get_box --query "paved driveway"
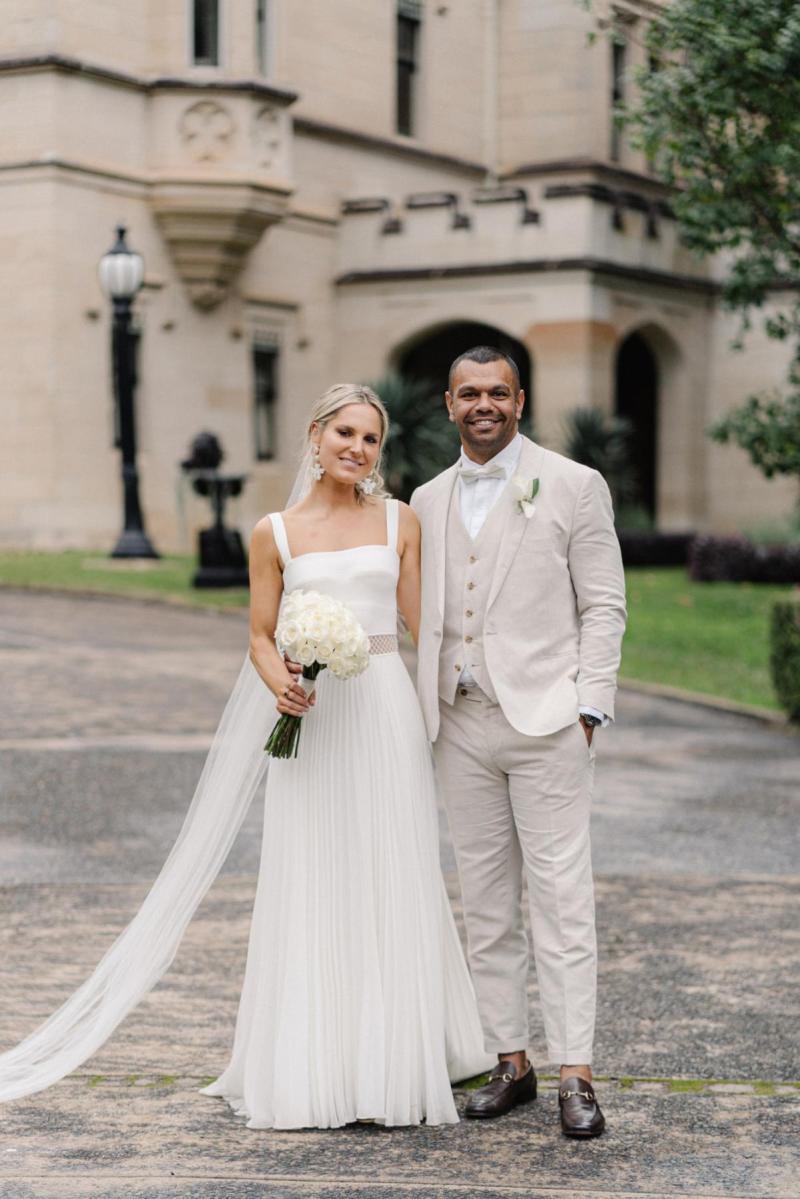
[0,590,797,1198]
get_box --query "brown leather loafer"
[558,1076,605,1138]
[464,1060,537,1119]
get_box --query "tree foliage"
[366,372,459,501]
[709,393,800,480]
[593,0,800,491]
[622,0,800,325]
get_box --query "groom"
[410,345,626,1137]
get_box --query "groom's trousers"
[434,686,597,1065]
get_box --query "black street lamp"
[99,225,159,559]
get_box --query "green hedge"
[770,601,800,721]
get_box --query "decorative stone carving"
[151,182,292,310]
[150,83,297,309]
[252,105,283,168]
[179,101,235,163]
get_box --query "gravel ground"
[0,589,798,1198]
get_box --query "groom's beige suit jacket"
[410,435,627,742]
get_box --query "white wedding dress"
[199,499,492,1128]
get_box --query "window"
[253,342,278,460]
[645,53,661,171]
[610,38,627,162]
[256,0,270,76]
[193,0,219,66]
[396,3,421,137]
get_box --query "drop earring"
[311,446,325,482]
[357,472,377,496]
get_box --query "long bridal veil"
[0,462,314,1102]
[0,659,271,1100]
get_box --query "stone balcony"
[0,54,296,309]
[148,80,295,309]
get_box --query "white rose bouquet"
[265,589,371,759]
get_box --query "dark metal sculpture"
[181,433,249,588]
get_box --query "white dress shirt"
[457,434,608,726]
[458,433,524,541]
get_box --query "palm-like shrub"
[562,406,638,517]
[367,372,460,501]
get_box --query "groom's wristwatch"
[579,712,602,729]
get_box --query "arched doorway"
[395,320,533,432]
[615,331,658,521]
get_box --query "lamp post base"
[111,528,160,559]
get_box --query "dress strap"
[385,498,400,553]
[268,512,292,568]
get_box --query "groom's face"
[446,360,525,463]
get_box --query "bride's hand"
[274,675,315,717]
[280,653,317,714]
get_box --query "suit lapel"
[428,463,459,620]
[486,437,546,613]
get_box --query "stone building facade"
[0,0,795,551]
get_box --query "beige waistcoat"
[438,484,506,705]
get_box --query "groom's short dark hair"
[448,345,521,395]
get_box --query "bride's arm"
[248,517,313,717]
[396,502,422,646]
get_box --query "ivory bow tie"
[458,462,506,482]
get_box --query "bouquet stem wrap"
[264,669,321,759]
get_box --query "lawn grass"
[0,555,795,710]
[622,568,795,711]
[0,551,249,610]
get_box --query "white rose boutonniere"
[511,474,540,519]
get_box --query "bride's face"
[313,403,382,487]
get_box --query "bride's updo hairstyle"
[303,383,391,503]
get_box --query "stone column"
[523,319,617,453]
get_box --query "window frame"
[252,338,280,463]
[396,9,421,138]
[610,36,627,163]
[256,0,273,77]
[190,0,222,68]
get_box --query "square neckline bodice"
[269,499,401,638]
[269,499,400,568]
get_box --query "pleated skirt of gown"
[200,651,493,1129]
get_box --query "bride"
[0,383,492,1129]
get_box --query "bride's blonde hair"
[303,383,391,503]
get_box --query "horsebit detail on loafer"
[560,1087,594,1101]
